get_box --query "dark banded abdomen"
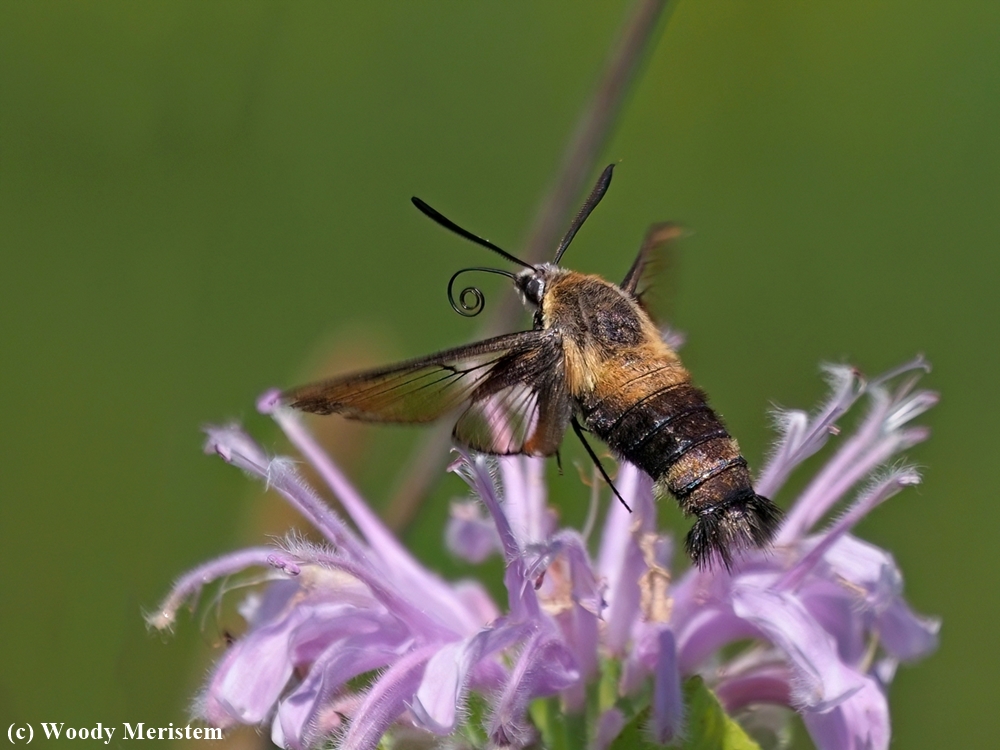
[581,381,741,501]
[580,379,781,568]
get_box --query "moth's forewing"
[620,222,684,322]
[286,329,570,455]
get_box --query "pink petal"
[731,584,864,711]
[411,623,531,734]
[803,676,890,750]
[490,632,579,746]
[274,634,406,749]
[651,628,683,744]
[446,500,501,563]
[338,645,438,750]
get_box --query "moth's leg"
[570,417,631,513]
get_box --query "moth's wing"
[620,222,685,322]
[285,331,551,422]
[285,329,571,456]
[451,336,571,456]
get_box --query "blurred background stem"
[383,0,673,533]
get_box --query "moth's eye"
[523,277,544,305]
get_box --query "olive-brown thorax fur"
[517,263,781,568]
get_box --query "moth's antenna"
[412,197,535,270]
[553,164,615,265]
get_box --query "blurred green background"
[2,1,997,748]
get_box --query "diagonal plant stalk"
[383,0,673,533]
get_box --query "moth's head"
[514,263,563,310]
[410,163,615,319]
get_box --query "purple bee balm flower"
[151,358,938,750]
[634,358,938,750]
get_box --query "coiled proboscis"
[447,267,515,317]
